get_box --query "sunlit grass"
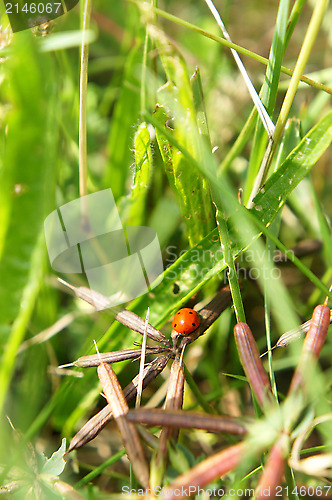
[0,0,331,497]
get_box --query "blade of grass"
[136,3,332,95]
[78,0,91,199]
[74,450,126,489]
[0,33,58,417]
[252,0,330,197]
[203,0,275,138]
[244,0,290,206]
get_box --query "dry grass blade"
[163,442,247,500]
[59,346,170,369]
[67,354,171,452]
[157,350,185,465]
[234,322,274,409]
[97,359,150,489]
[254,433,289,500]
[197,285,232,330]
[204,0,275,139]
[261,307,332,354]
[136,308,149,408]
[18,311,79,353]
[58,278,170,346]
[288,304,330,395]
[126,408,248,435]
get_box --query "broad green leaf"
[251,110,332,226]
[154,103,215,246]
[151,26,215,245]
[41,439,67,476]
[133,107,332,332]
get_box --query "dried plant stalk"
[67,354,170,452]
[60,346,170,369]
[163,442,247,500]
[268,307,332,350]
[97,360,150,489]
[58,279,170,346]
[255,434,289,500]
[234,322,274,409]
[288,304,330,395]
[198,285,232,327]
[157,350,185,464]
[126,408,248,435]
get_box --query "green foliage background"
[0,0,331,497]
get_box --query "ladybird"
[172,308,201,335]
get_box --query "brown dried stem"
[156,349,185,467]
[67,355,170,452]
[97,359,150,489]
[288,304,330,395]
[126,408,248,435]
[234,322,274,409]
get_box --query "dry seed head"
[288,304,330,395]
[234,322,274,409]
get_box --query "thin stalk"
[257,0,329,190]
[140,29,149,114]
[218,106,256,173]
[285,464,299,500]
[74,450,126,489]
[135,2,332,95]
[264,280,278,401]
[136,308,149,408]
[79,0,91,199]
[203,0,274,138]
[285,0,307,48]
[215,210,246,323]
[183,364,215,415]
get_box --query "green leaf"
[0,32,58,415]
[103,43,142,199]
[128,122,152,225]
[41,439,67,476]
[150,27,215,245]
[154,101,215,246]
[244,0,290,202]
[251,109,332,226]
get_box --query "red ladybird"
[172,308,201,335]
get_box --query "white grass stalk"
[136,307,149,408]
[204,0,275,139]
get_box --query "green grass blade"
[0,33,58,415]
[251,110,332,226]
[127,122,152,225]
[244,0,290,204]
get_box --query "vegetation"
[0,0,331,498]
